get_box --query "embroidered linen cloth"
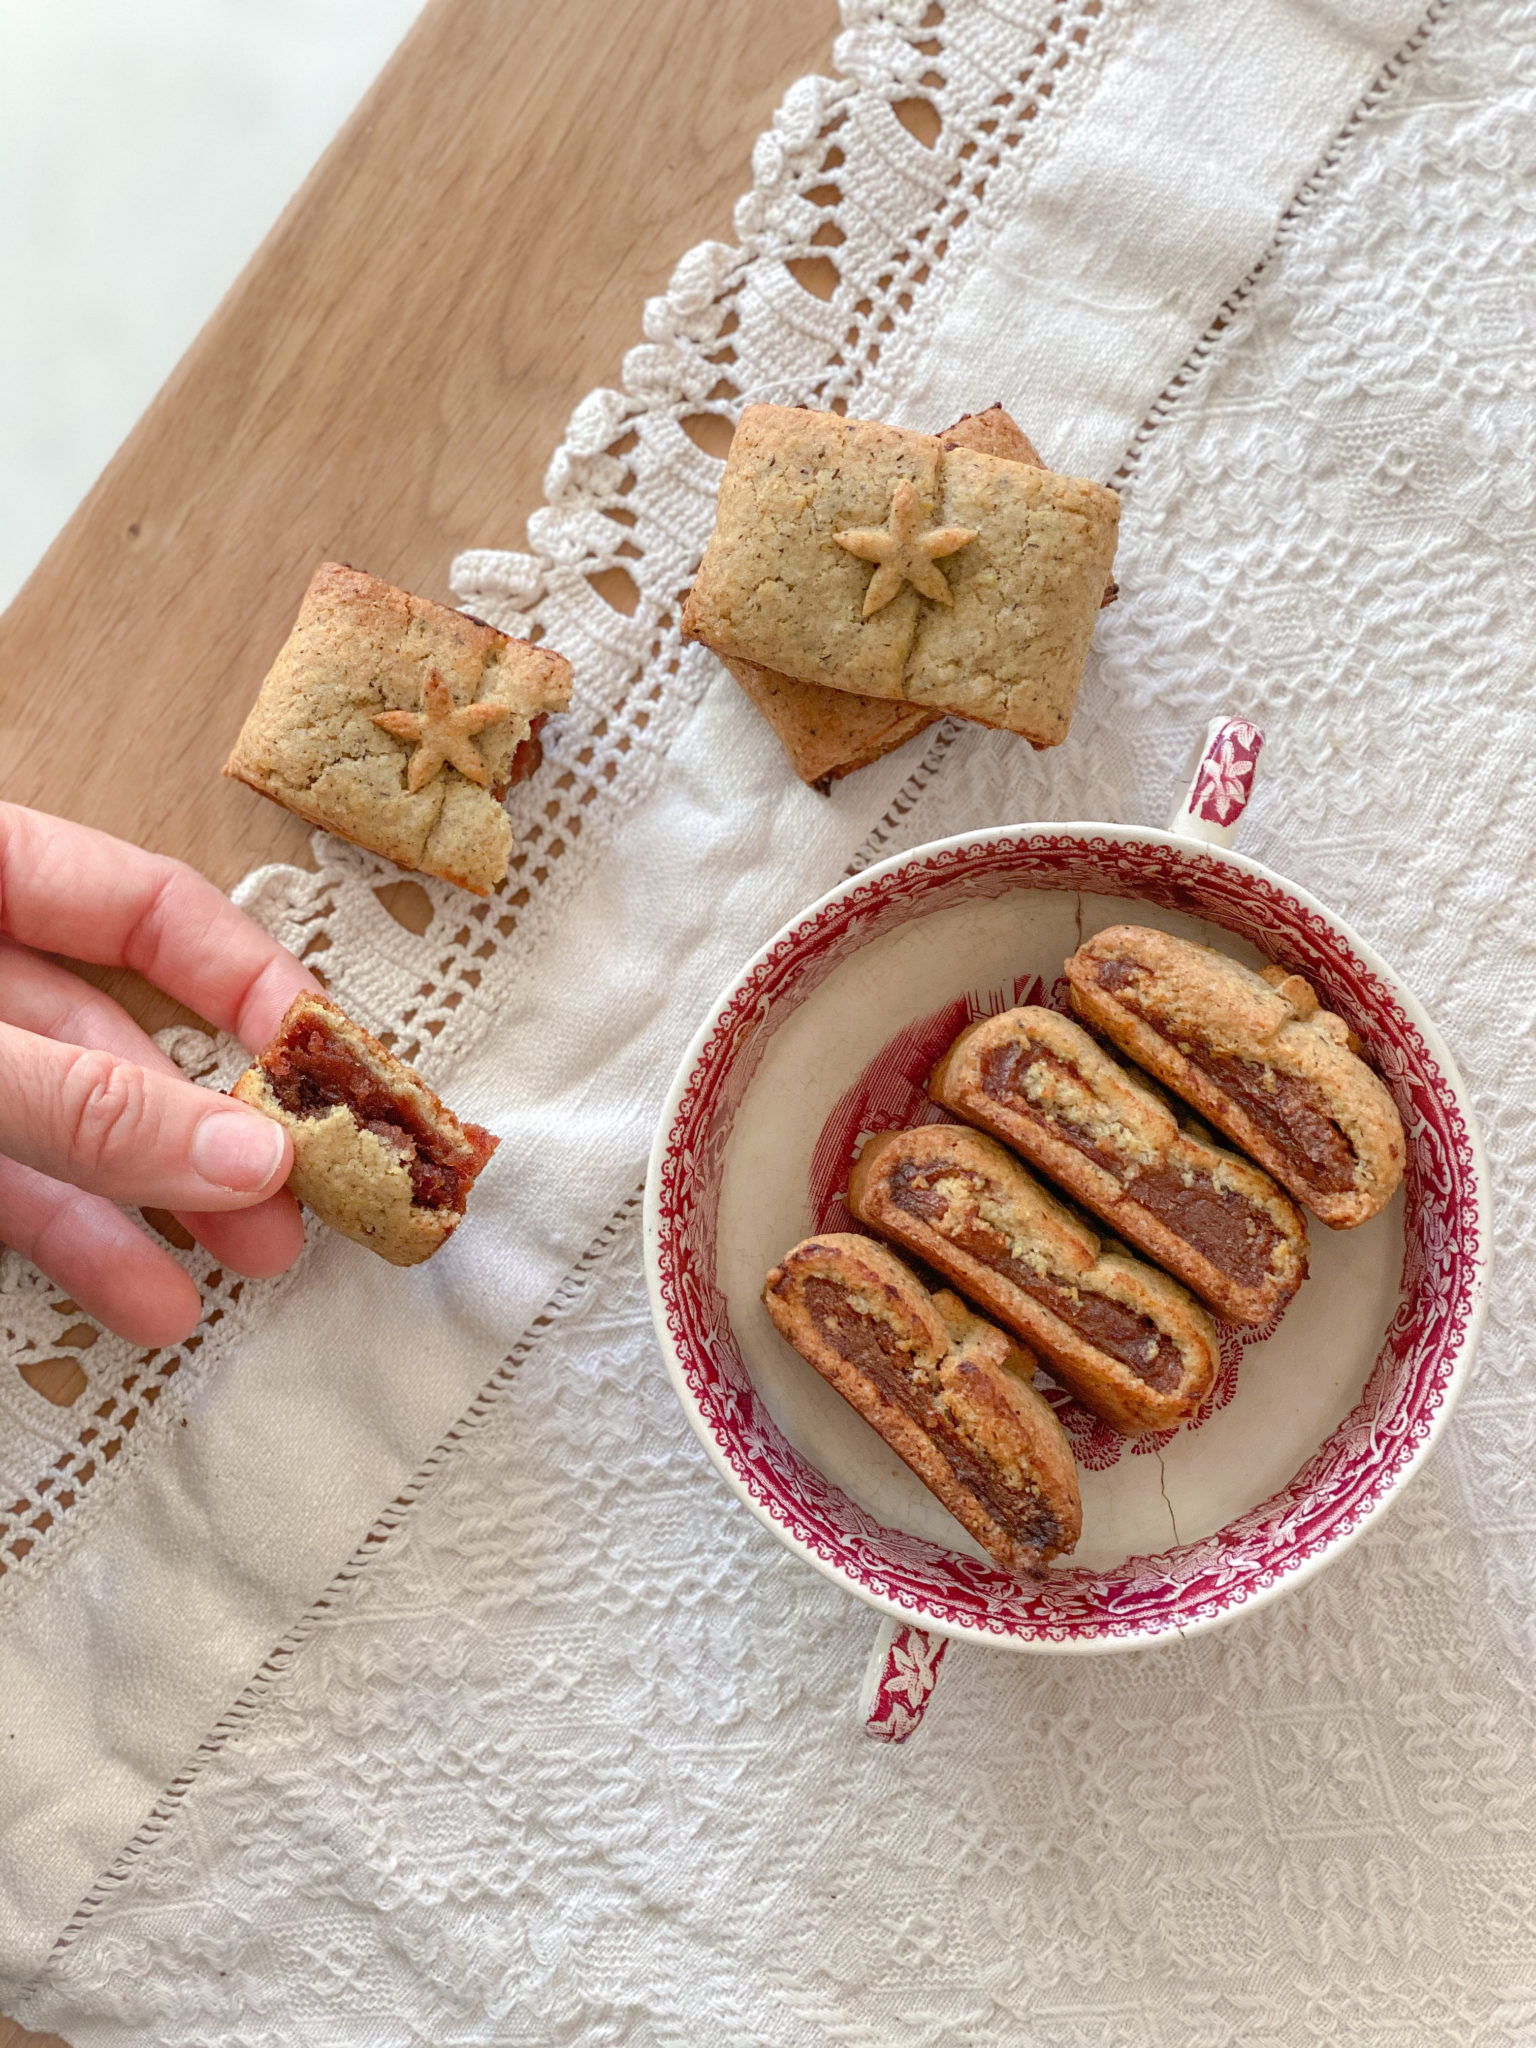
[6,0,1534,2038]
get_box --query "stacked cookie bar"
[684,404,1119,786]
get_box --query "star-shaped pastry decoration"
[372,670,510,792]
[833,478,977,619]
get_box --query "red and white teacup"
[644,720,1487,1739]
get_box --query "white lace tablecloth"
[5,0,1535,2040]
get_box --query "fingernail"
[190,1109,287,1193]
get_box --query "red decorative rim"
[644,828,1487,1652]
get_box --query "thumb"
[0,1018,292,1210]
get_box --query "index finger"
[0,803,320,1048]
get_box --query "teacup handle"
[1168,716,1265,845]
[860,1618,950,1741]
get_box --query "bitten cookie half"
[763,1233,1080,1575]
[233,991,498,1265]
[224,562,572,897]
[849,1125,1219,1436]
[1065,926,1406,1229]
[930,1005,1308,1326]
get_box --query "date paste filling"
[1093,959,1358,1195]
[262,1020,496,1211]
[797,1277,1064,1553]
[886,1159,1186,1393]
[499,712,548,798]
[979,1040,1285,1288]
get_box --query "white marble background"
[0,0,422,612]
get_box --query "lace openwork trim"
[0,0,1123,1598]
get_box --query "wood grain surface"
[0,2024,66,2048]
[0,2023,67,2048]
[0,0,835,1034]
[0,1,835,2035]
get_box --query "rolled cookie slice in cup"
[233,991,498,1265]
[849,1124,1220,1435]
[763,1232,1081,1575]
[930,1004,1308,1326]
[1065,925,1406,1228]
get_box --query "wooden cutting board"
[0,1,834,2037]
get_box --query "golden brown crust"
[232,990,497,1266]
[722,653,938,789]
[905,444,1116,739]
[930,1005,1308,1325]
[935,411,1116,601]
[939,405,1043,466]
[761,1233,1080,1573]
[682,409,924,699]
[1064,926,1406,1229]
[848,1125,1219,1435]
[223,563,572,897]
[685,405,1118,744]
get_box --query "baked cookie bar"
[233,991,498,1266]
[720,406,1061,789]
[763,1232,1080,1573]
[682,404,1118,744]
[930,1005,1308,1326]
[1065,926,1406,1229]
[225,562,572,897]
[849,1125,1219,1435]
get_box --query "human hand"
[0,803,321,1346]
